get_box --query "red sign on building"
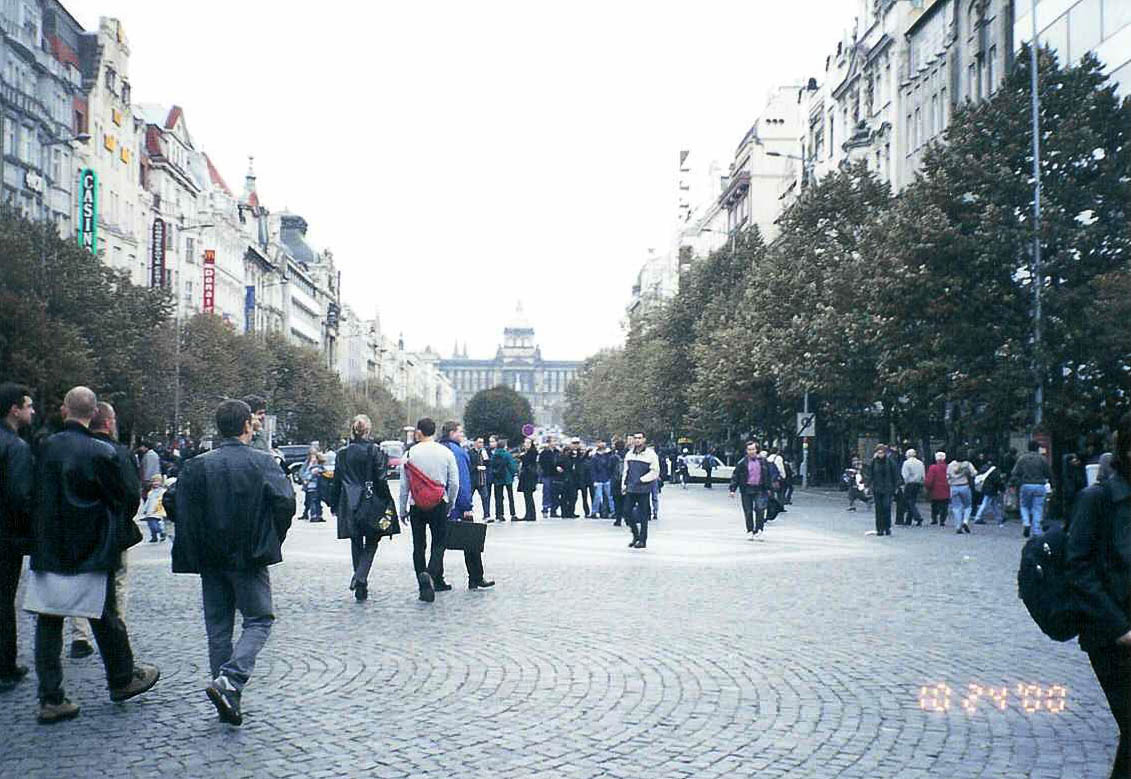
[203,250,216,313]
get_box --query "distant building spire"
[242,154,260,209]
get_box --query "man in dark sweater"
[0,383,34,692]
[868,444,902,536]
[558,441,580,518]
[538,439,561,518]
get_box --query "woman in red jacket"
[924,451,951,527]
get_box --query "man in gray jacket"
[398,418,459,602]
[1010,440,1053,538]
[621,433,660,549]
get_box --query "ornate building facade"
[438,305,581,430]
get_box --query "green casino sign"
[77,168,97,254]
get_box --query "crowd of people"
[5,377,1131,777]
[841,441,1078,538]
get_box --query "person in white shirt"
[900,449,926,526]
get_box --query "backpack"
[1017,525,1082,642]
[404,453,447,511]
[974,466,996,492]
[490,451,509,482]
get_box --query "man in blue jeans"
[1010,440,1052,538]
[590,440,615,519]
[168,399,296,726]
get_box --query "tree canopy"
[464,385,534,445]
[565,46,1131,467]
[0,207,433,446]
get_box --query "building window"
[829,114,835,158]
[1069,0,1103,62]
[1108,0,1131,36]
[1043,13,1069,63]
[4,119,15,156]
[21,125,33,163]
[20,1,40,41]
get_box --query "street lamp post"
[765,150,814,191]
[766,150,817,486]
[1028,0,1044,430]
[172,222,215,439]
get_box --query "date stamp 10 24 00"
[918,683,1068,714]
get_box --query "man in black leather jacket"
[0,383,34,691]
[29,386,158,724]
[166,399,295,726]
[68,402,143,661]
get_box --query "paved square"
[0,487,1116,777]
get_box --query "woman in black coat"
[330,415,394,601]
[1067,414,1131,778]
[517,438,540,521]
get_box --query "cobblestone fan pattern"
[0,488,1116,778]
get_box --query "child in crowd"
[300,450,324,522]
[140,474,167,542]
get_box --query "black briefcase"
[444,520,486,553]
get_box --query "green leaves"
[566,46,1131,449]
[0,206,398,446]
[464,385,533,445]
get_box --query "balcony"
[0,82,53,130]
[718,170,750,209]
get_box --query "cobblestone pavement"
[0,485,1117,778]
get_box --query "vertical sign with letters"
[150,218,166,287]
[77,168,97,254]
[202,250,216,313]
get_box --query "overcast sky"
[70,1,853,361]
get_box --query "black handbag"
[355,444,400,537]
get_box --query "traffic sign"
[797,412,817,437]
[522,423,535,437]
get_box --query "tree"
[564,348,634,439]
[878,47,1131,445]
[0,206,173,438]
[343,382,405,443]
[464,385,533,444]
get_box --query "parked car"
[380,440,405,478]
[683,454,735,483]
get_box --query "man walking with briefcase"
[439,422,494,590]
